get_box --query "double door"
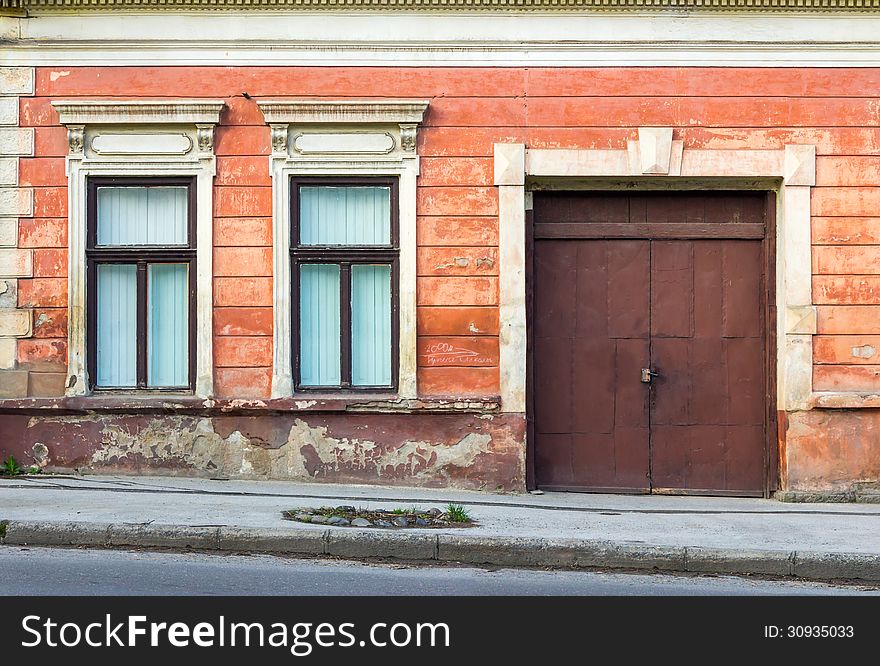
[531,192,771,495]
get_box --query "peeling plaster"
[379,432,492,480]
[852,344,876,359]
[62,415,515,487]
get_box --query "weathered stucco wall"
[2,64,880,492]
[0,410,526,491]
[783,410,880,494]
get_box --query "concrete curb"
[2,519,879,583]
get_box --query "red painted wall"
[9,65,880,491]
[16,66,880,399]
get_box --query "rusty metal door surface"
[531,192,769,496]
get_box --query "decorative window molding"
[257,98,429,399]
[51,98,225,398]
[495,131,817,413]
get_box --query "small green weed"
[1,456,22,477]
[446,503,472,523]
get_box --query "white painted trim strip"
[9,46,880,67]
[7,14,880,67]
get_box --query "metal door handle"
[640,368,660,383]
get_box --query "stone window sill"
[0,395,502,415]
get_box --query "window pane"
[351,264,392,387]
[96,264,137,387]
[147,263,189,387]
[300,186,390,245]
[300,264,341,386]
[97,186,188,246]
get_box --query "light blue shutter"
[300,186,390,245]
[147,263,189,387]
[300,264,341,386]
[96,264,137,387]
[351,264,392,386]
[97,186,188,246]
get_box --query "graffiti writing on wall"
[419,342,494,367]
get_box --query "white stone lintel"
[51,99,226,126]
[258,99,429,125]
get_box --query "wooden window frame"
[290,176,400,393]
[85,175,198,393]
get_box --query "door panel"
[533,238,650,491]
[648,239,765,493]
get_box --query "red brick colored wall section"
[212,96,273,398]
[784,410,880,493]
[7,65,880,492]
[22,67,880,405]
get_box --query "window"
[291,178,399,391]
[86,177,196,391]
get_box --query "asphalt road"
[2,546,878,595]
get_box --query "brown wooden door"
[531,192,770,496]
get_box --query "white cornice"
[50,99,226,126]
[5,0,880,13]
[6,14,880,67]
[257,99,430,125]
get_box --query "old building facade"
[1,1,879,498]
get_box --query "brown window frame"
[85,176,197,393]
[290,176,400,393]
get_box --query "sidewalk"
[2,475,880,582]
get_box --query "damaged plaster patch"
[63,415,498,485]
[274,419,493,482]
[49,71,70,82]
[378,432,492,481]
[852,345,876,359]
[91,418,247,475]
[31,443,50,468]
[295,400,317,409]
